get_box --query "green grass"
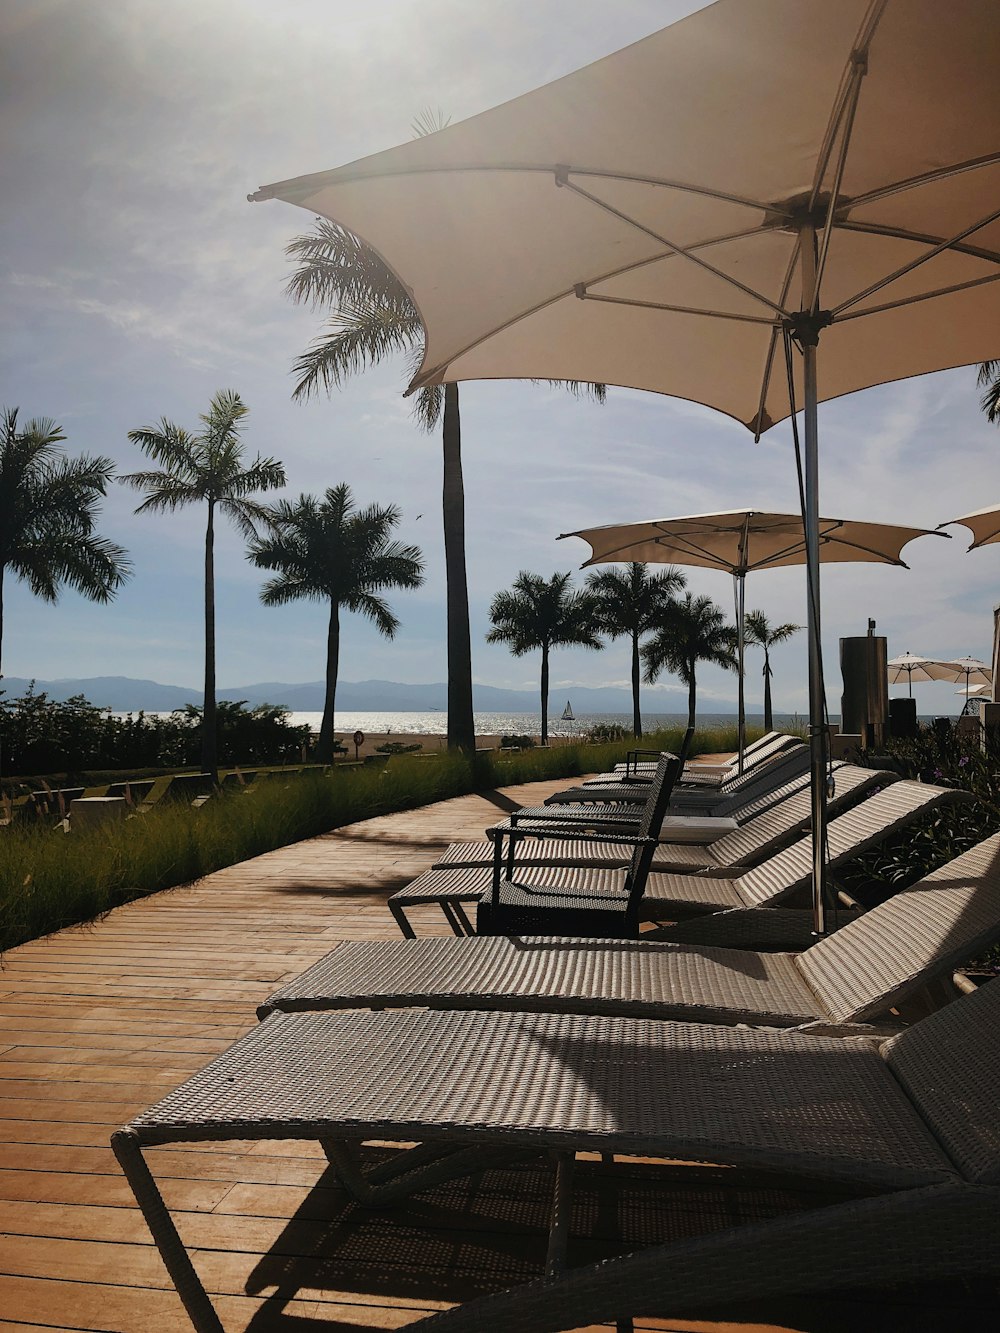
[0,725,755,953]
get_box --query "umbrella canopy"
[957,682,992,699]
[563,511,942,573]
[563,510,944,756]
[936,656,993,699]
[251,0,1000,934]
[942,505,1000,551]
[887,652,955,697]
[250,0,1000,425]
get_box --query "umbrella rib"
[561,177,791,318]
[752,250,802,439]
[833,268,1000,324]
[846,150,1000,212]
[579,292,776,325]
[808,0,888,211]
[833,219,1000,268]
[811,45,871,306]
[830,202,1000,317]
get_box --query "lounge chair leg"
[545,1152,574,1277]
[440,900,473,936]
[111,1131,224,1333]
[389,899,417,938]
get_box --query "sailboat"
[560,700,575,722]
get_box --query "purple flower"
[958,756,969,767]
[934,768,944,778]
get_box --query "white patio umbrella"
[250,0,1000,934]
[887,652,955,697]
[937,656,993,702]
[561,511,944,767]
[941,513,1000,704]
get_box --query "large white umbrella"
[251,0,1000,933]
[562,510,944,766]
[887,652,955,697]
[936,656,993,702]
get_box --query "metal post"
[800,226,827,936]
[736,573,746,774]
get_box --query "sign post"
[353,730,365,762]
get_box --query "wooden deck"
[0,774,993,1332]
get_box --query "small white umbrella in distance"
[935,656,993,701]
[887,652,956,697]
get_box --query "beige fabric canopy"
[251,0,1000,433]
[944,505,1000,551]
[563,511,944,573]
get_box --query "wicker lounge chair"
[261,832,1000,1029]
[431,763,894,873]
[114,976,1000,1333]
[552,736,805,805]
[386,780,961,938]
[477,753,681,939]
[587,730,802,788]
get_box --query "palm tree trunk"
[540,641,550,746]
[763,651,774,731]
[631,630,642,738]
[0,564,5,681]
[317,601,340,763]
[686,664,697,733]
[443,384,476,754]
[202,502,218,784]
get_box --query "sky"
[2,0,998,716]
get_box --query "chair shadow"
[239,1149,858,1330]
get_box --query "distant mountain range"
[0,674,735,714]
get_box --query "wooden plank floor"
[0,773,994,1332]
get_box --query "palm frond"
[291,305,422,401]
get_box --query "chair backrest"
[797,832,1000,1027]
[714,737,806,790]
[624,753,682,919]
[735,781,963,907]
[706,765,899,867]
[882,974,1000,1184]
[676,725,696,767]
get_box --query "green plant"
[500,734,535,749]
[374,741,423,755]
[585,722,630,743]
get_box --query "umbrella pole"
[734,573,746,774]
[802,334,827,936]
[799,221,828,936]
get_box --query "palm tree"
[978,361,1000,423]
[486,571,603,744]
[585,562,687,738]
[0,407,130,677]
[248,484,424,762]
[285,216,605,756]
[641,592,738,733]
[122,391,285,783]
[743,609,802,731]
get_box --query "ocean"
[280,710,804,737]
